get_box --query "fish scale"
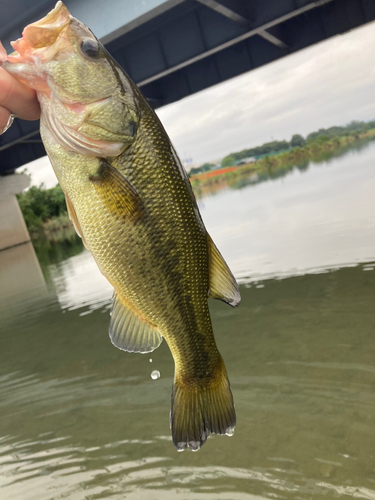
[0,0,240,451]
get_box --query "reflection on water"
[32,228,85,281]
[201,141,375,282]
[49,250,112,312]
[1,142,375,499]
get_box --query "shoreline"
[189,129,375,198]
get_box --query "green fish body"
[1,1,240,451]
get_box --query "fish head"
[1,1,139,157]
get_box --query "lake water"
[1,141,375,500]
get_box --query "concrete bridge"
[0,0,374,253]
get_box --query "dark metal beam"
[195,0,289,49]
[139,0,333,86]
[258,29,289,50]
[100,0,187,45]
[195,0,248,25]
[0,131,39,153]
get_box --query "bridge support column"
[0,173,31,251]
[0,174,48,316]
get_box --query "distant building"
[182,158,196,173]
[236,157,256,165]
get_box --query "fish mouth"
[0,2,71,90]
[0,1,71,65]
[12,1,70,55]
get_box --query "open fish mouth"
[10,1,70,60]
[0,1,71,83]
[0,1,71,72]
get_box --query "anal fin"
[207,234,241,307]
[109,292,163,353]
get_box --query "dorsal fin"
[207,234,241,307]
[65,192,89,250]
[109,292,163,353]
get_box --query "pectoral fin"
[65,193,89,250]
[207,234,241,307]
[90,160,144,221]
[109,292,163,353]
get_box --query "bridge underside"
[0,0,374,174]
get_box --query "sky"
[19,20,375,188]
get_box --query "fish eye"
[80,38,100,58]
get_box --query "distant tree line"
[211,120,375,171]
[189,162,216,176]
[221,140,291,168]
[305,120,375,141]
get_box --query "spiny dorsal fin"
[109,292,163,353]
[90,160,145,221]
[65,192,89,250]
[207,234,241,307]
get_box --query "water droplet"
[149,358,152,363]
[226,426,235,436]
[151,370,160,380]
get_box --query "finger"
[0,105,13,134]
[0,67,40,120]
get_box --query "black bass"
[0,1,240,451]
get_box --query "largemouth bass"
[1,1,240,451]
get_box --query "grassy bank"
[190,129,375,198]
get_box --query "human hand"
[0,67,40,134]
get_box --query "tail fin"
[170,360,236,452]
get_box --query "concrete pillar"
[0,174,48,318]
[0,173,31,251]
